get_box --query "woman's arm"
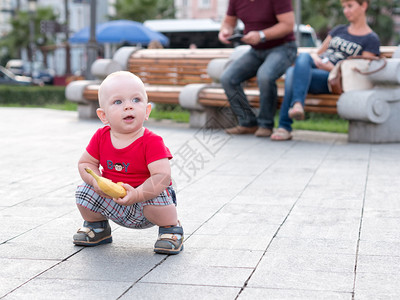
[312,35,335,71]
[317,35,332,56]
[360,51,378,57]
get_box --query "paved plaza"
[0,107,399,299]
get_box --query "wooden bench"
[196,46,396,115]
[81,48,233,105]
[67,46,396,123]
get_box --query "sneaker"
[154,224,184,255]
[225,125,258,135]
[254,127,272,137]
[73,220,112,246]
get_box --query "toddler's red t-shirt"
[86,126,172,187]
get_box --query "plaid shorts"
[75,183,177,229]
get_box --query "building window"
[199,0,211,9]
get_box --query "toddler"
[73,71,183,255]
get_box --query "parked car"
[0,66,32,85]
[5,60,55,85]
[5,59,24,76]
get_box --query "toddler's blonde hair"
[98,71,147,106]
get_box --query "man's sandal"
[270,128,293,141]
[73,220,112,246]
[154,224,184,255]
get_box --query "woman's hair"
[341,0,369,4]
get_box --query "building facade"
[174,0,227,20]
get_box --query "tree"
[113,0,175,23]
[0,6,58,64]
[300,0,396,45]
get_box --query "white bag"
[340,58,386,92]
[328,56,387,94]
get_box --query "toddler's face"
[97,74,151,134]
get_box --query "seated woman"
[271,0,380,141]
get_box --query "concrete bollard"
[90,59,123,80]
[179,84,208,111]
[207,58,229,83]
[392,46,400,58]
[338,87,400,143]
[112,46,139,70]
[65,80,99,103]
[368,58,400,84]
[337,89,392,124]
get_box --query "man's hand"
[219,28,234,44]
[242,31,263,45]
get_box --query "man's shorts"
[75,183,177,229]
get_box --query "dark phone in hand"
[227,33,244,43]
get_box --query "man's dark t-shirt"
[227,0,295,50]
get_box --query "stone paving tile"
[164,247,263,268]
[360,210,400,242]
[185,233,275,251]
[356,254,400,274]
[38,245,165,282]
[141,263,253,287]
[258,251,356,274]
[358,240,400,256]
[0,258,59,297]
[1,108,400,299]
[2,278,133,300]
[120,283,241,300]
[267,237,358,255]
[238,287,352,299]
[247,267,354,293]
[354,272,400,299]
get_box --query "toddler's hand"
[112,183,139,206]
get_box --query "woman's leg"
[290,53,315,107]
[277,66,295,132]
[308,69,330,94]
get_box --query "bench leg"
[78,102,99,119]
[188,107,238,129]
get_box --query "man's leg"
[257,42,297,129]
[220,49,261,128]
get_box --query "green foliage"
[113,0,175,22]
[0,85,66,106]
[149,104,190,123]
[290,112,348,133]
[0,6,58,61]
[367,0,396,45]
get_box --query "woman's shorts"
[75,183,177,229]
